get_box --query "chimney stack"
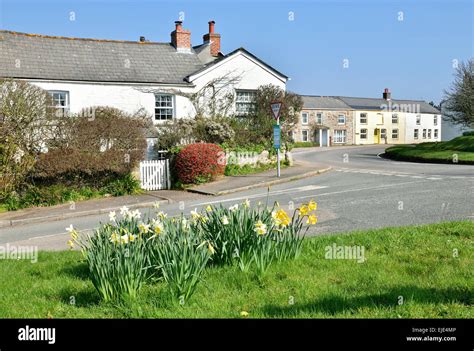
[383,88,391,101]
[171,20,191,51]
[203,20,221,57]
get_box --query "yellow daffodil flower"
[308,200,317,212]
[306,214,317,225]
[299,205,309,216]
[254,220,267,235]
[206,205,213,212]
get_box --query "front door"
[321,129,328,146]
[374,128,380,144]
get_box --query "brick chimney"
[203,20,221,57]
[171,21,191,51]
[383,88,391,101]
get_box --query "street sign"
[271,101,282,120]
[273,124,281,149]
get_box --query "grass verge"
[384,136,474,164]
[0,221,472,318]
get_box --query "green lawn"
[0,221,472,318]
[384,136,474,164]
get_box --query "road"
[1,145,473,250]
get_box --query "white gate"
[139,159,171,190]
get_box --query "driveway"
[1,145,473,250]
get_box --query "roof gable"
[186,48,288,83]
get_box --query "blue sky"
[0,0,472,103]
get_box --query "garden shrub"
[175,143,226,184]
[34,106,149,184]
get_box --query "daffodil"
[240,311,249,317]
[157,211,167,220]
[272,209,291,227]
[206,205,213,212]
[208,242,216,255]
[229,204,239,212]
[151,220,164,234]
[153,201,161,209]
[128,234,137,242]
[67,240,74,250]
[243,199,250,208]
[119,206,129,216]
[254,220,267,235]
[299,205,309,216]
[120,234,130,244]
[131,209,141,220]
[306,214,317,225]
[65,225,78,240]
[222,216,229,225]
[190,208,201,221]
[308,200,317,212]
[110,232,120,244]
[109,211,116,222]
[138,223,151,234]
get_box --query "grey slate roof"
[300,95,353,110]
[0,30,207,84]
[338,96,440,114]
[300,95,440,114]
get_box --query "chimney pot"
[139,36,145,42]
[209,20,215,33]
[175,21,183,30]
[383,88,391,100]
[203,20,221,57]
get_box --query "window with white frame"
[360,128,367,139]
[338,114,346,125]
[416,115,421,125]
[235,90,256,115]
[428,129,432,139]
[333,130,346,143]
[316,113,323,124]
[49,91,69,116]
[392,113,398,124]
[155,94,174,120]
[434,129,438,138]
[302,130,309,142]
[434,115,438,126]
[414,129,419,139]
[301,112,309,125]
[392,128,399,139]
[422,129,427,139]
[360,113,367,124]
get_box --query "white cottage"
[0,20,288,159]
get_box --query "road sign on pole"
[271,101,283,177]
[271,102,282,120]
[273,124,281,149]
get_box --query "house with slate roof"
[0,20,288,159]
[295,89,441,146]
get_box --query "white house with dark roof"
[0,20,288,159]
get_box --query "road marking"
[194,185,329,206]
[295,180,428,200]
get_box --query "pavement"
[1,145,473,250]
[187,161,331,195]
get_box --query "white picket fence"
[139,159,171,190]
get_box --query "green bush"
[462,131,474,136]
[101,174,141,197]
[289,141,319,148]
[1,174,140,211]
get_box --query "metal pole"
[277,117,281,177]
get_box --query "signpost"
[271,102,283,177]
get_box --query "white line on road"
[295,180,428,200]
[194,185,329,206]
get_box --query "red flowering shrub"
[175,143,226,184]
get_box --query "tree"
[0,79,58,196]
[443,59,474,128]
[248,84,303,145]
